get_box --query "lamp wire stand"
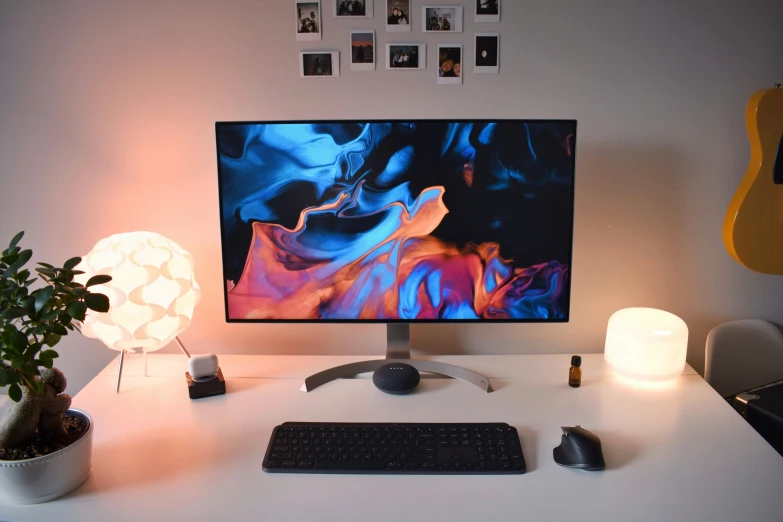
[115,338,191,393]
[175,337,192,358]
[115,349,126,394]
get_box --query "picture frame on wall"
[334,0,373,18]
[422,6,463,32]
[475,0,500,23]
[474,33,499,74]
[350,30,375,71]
[386,0,412,33]
[300,51,340,78]
[386,43,426,70]
[296,1,322,41]
[437,44,463,85]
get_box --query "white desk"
[3,354,783,522]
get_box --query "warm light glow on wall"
[76,232,201,353]
[604,307,688,382]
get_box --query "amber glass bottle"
[569,355,582,388]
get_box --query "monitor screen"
[216,120,576,322]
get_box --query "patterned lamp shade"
[76,232,201,353]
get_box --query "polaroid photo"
[334,0,373,18]
[437,44,463,85]
[350,30,375,71]
[422,6,463,33]
[386,43,426,70]
[300,51,340,78]
[296,1,322,41]
[475,0,500,23]
[386,0,412,33]
[474,33,499,74]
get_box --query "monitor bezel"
[215,119,577,324]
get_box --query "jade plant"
[0,232,110,457]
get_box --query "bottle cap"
[571,355,582,367]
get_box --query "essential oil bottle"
[569,355,582,388]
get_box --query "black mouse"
[372,363,420,395]
[553,426,606,471]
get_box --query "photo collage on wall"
[296,0,501,82]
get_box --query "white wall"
[1,0,782,395]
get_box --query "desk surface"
[2,354,783,522]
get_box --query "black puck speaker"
[372,363,421,395]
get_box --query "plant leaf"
[11,357,24,370]
[8,383,22,402]
[1,249,32,278]
[10,329,27,350]
[0,366,14,386]
[67,301,88,321]
[44,333,61,347]
[41,309,59,321]
[8,231,24,249]
[84,293,110,312]
[63,257,82,270]
[34,285,54,312]
[0,307,27,321]
[41,349,59,359]
[51,323,68,336]
[86,275,112,287]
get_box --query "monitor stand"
[300,324,494,393]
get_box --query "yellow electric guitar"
[723,85,783,274]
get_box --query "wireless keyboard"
[262,422,526,474]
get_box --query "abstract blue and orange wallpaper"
[217,121,575,321]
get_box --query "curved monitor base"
[300,324,494,393]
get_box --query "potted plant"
[0,231,110,504]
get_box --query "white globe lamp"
[77,232,201,391]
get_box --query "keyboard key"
[281,461,296,468]
[269,453,291,460]
[272,446,288,452]
[481,461,500,470]
[265,460,281,468]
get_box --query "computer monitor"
[215,120,576,391]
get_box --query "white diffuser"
[604,308,688,382]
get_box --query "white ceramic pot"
[0,408,93,504]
